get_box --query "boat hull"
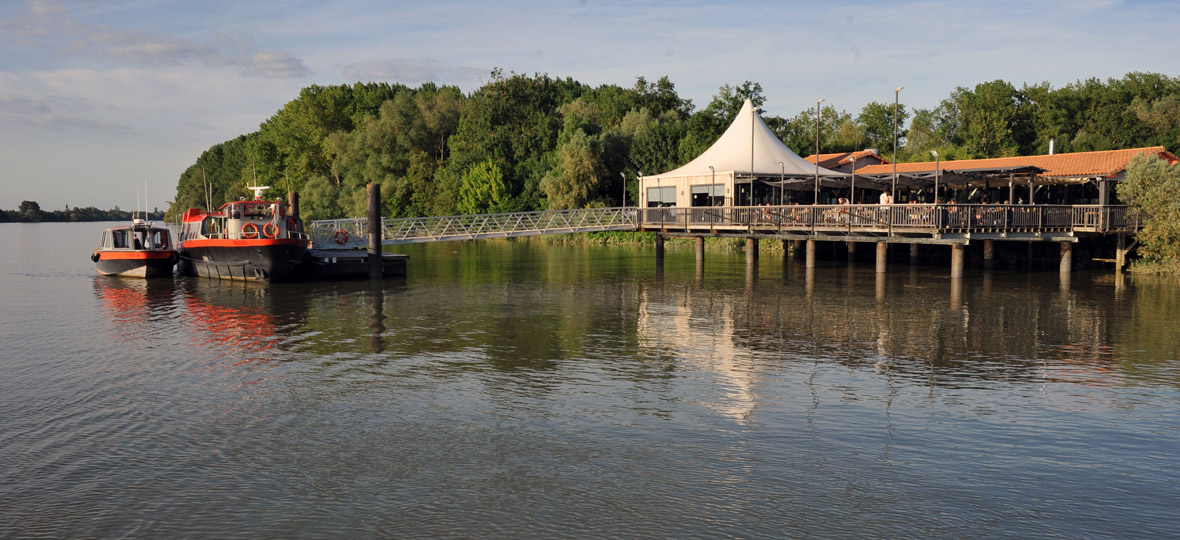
[178,239,307,282]
[95,251,177,278]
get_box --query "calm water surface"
[2,222,1178,538]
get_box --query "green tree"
[539,129,602,209]
[458,159,507,214]
[1116,153,1180,271]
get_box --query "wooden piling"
[1060,242,1072,274]
[367,183,382,280]
[746,237,758,265]
[695,236,704,264]
[983,239,995,270]
[655,233,665,262]
[909,243,919,266]
[847,241,856,263]
[805,239,816,268]
[288,191,300,220]
[876,242,887,273]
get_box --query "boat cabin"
[97,222,172,251]
[180,199,303,242]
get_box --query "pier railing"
[636,204,1139,236]
[308,204,1138,249]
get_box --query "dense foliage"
[1117,154,1180,272]
[0,200,161,222]
[167,71,1180,221]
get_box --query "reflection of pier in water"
[636,264,1145,415]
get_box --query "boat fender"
[242,222,259,239]
[333,229,349,245]
[91,252,100,262]
[263,223,279,239]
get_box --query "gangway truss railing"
[310,207,639,249]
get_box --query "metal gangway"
[310,207,639,249]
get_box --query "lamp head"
[930,150,939,158]
[895,86,904,93]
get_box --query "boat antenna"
[201,167,211,210]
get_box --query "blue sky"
[1,0,1175,211]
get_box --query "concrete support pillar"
[655,234,665,263]
[805,239,816,268]
[875,242,887,273]
[847,241,856,263]
[746,237,758,265]
[1115,234,1126,272]
[950,244,965,278]
[1060,241,1072,274]
[695,236,705,264]
[366,183,383,280]
[983,239,996,270]
[909,243,919,266]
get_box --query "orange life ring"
[263,223,279,239]
[332,229,349,245]
[241,222,259,239]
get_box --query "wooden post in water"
[983,240,995,270]
[805,239,816,268]
[950,244,965,278]
[1059,241,1072,274]
[909,243,919,266]
[655,233,665,262]
[746,237,758,265]
[288,192,300,220]
[876,242,887,273]
[847,241,856,263]
[367,183,382,280]
[695,237,704,264]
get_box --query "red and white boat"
[91,219,178,278]
[177,186,309,282]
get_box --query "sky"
[1,0,1176,212]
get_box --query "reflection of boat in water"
[91,219,177,278]
[93,276,177,325]
[177,186,308,282]
[177,279,318,358]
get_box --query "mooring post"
[1060,241,1072,274]
[983,239,995,270]
[695,236,705,264]
[367,183,382,280]
[950,244,965,278]
[909,243,919,266]
[805,239,816,268]
[847,241,856,263]
[655,233,665,263]
[288,191,300,220]
[746,237,758,266]
[876,242,887,273]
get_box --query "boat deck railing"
[308,204,1139,249]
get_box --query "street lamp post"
[620,172,626,208]
[708,165,715,206]
[931,150,940,204]
[815,98,824,204]
[892,86,903,203]
[778,161,785,206]
[850,156,857,206]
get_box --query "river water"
[2,222,1177,539]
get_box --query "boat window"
[112,230,128,249]
[151,230,170,249]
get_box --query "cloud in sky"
[0,0,1176,210]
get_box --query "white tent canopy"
[642,99,844,180]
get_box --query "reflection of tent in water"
[636,288,756,422]
[639,99,845,208]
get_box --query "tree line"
[0,200,163,223]
[166,71,1180,221]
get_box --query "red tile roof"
[853,147,1178,178]
[803,150,890,168]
